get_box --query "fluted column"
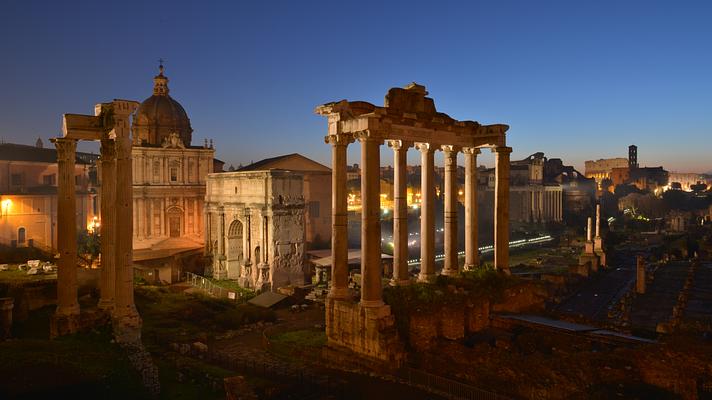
[493,146,511,272]
[416,142,435,282]
[53,138,80,317]
[112,106,142,342]
[463,147,480,270]
[359,134,383,307]
[441,145,459,276]
[389,140,410,285]
[216,209,226,279]
[328,135,351,298]
[98,138,116,311]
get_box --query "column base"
[417,273,436,283]
[441,268,459,277]
[328,287,352,300]
[360,299,385,308]
[325,298,405,366]
[113,307,143,344]
[50,313,80,339]
[97,299,115,312]
[463,263,479,271]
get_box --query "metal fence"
[184,272,251,302]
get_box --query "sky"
[1,1,711,172]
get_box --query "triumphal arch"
[315,83,510,363]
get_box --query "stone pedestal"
[636,256,646,294]
[579,253,600,273]
[0,297,13,340]
[325,298,405,366]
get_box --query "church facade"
[128,65,215,250]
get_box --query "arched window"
[17,227,26,244]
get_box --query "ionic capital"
[354,130,383,144]
[387,139,412,151]
[414,142,433,153]
[325,134,353,146]
[462,147,481,155]
[441,144,461,154]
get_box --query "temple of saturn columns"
[50,99,142,343]
[315,83,510,363]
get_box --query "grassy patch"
[0,328,148,399]
[270,329,326,348]
[0,265,57,286]
[136,285,275,344]
[205,278,256,299]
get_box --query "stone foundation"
[325,298,405,366]
[0,297,14,339]
[50,308,111,339]
[579,253,600,273]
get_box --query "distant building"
[236,153,332,248]
[128,65,217,251]
[205,169,307,290]
[586,145,668,194]
[480,152,563,223]
[0,141,98,250]
[545,157,596,219]
[585,157,628,189]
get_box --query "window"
[17,227,26,244]
[43,174,56,186]
[11,174,22,186]
[153,161,161,182]
[170,167,178,182]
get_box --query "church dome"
[132,64,193,146]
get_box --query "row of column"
[529,189,563,222]
[53,111,141,341]
[328,133,511,307]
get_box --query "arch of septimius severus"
[316,83,510,363]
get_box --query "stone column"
[216,210,226,279]
[98,138,116,311]
[442,145,459,276]
[595,203,601,239]
[389,140,410,285]
[359,135,383,307]
[112,104,142,343]
[493,146,511,271]
[328,135,350,298]
[53,138,80,318]
[463,148,480,270]
[416,142,436,282]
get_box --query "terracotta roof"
[0,143,97,165]
[237,153,330,172]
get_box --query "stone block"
[439,306,464,340]
[466,300,490,333]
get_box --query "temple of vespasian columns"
[50,99,142,343]
[315,83,510,363]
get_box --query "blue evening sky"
[1,1,710,172]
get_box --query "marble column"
[98,138,116,311]
[389,140,410,285]
[112,107,142,343]
[359,135,383,307]
[416,142,435,282]
[328,135,350,298]
[493,146,511,271]
[441,145,459,276]
[216,209,226,279]
[463,148,480,270]
[53,138,80,318]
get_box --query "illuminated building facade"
[0,141,98,249]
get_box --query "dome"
[132,65,193,146]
